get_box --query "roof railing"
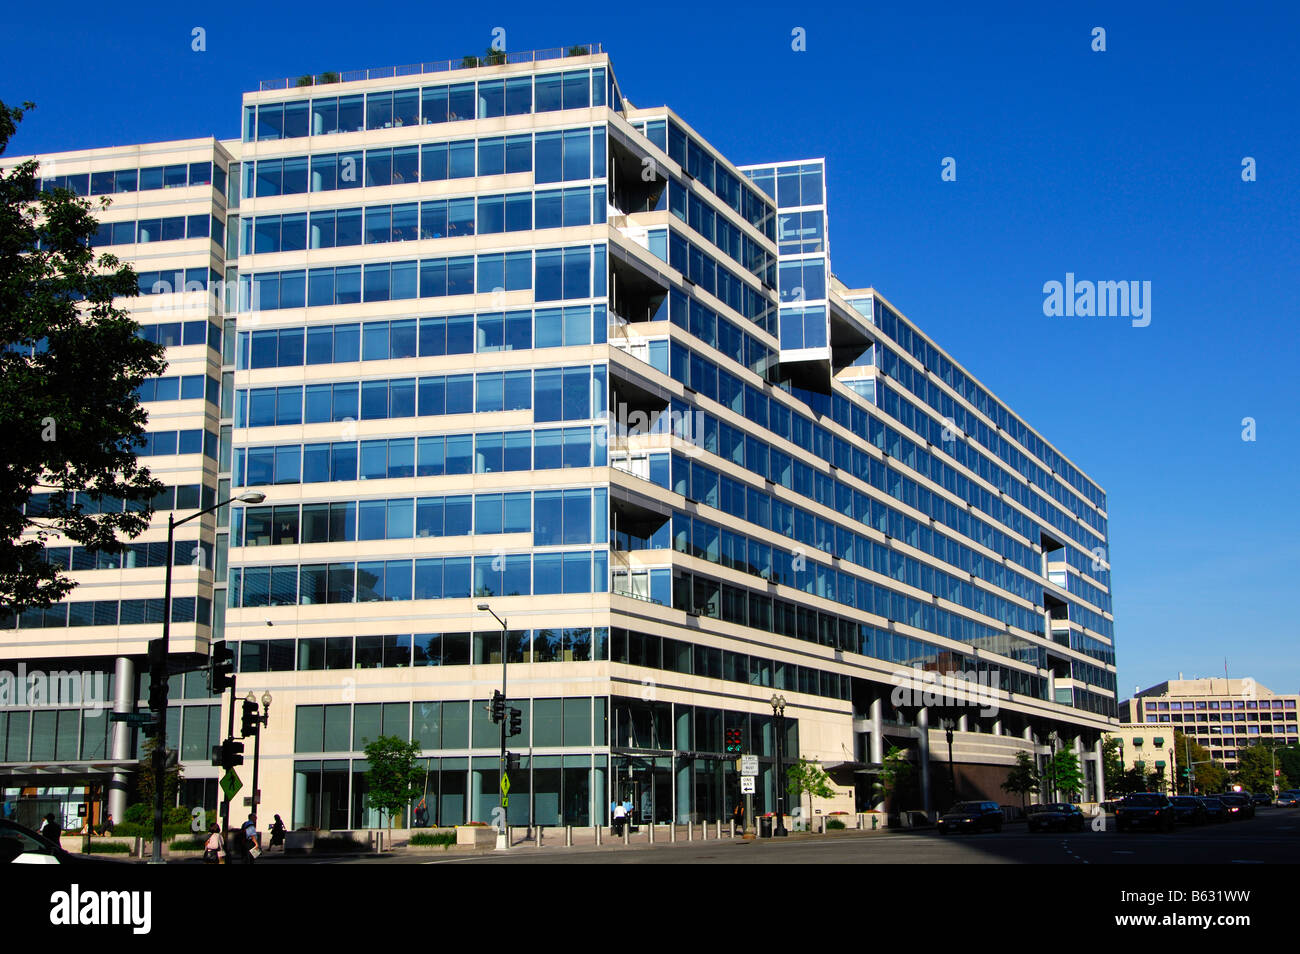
[258,43,604,92]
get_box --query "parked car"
[1200,797,1230,822]
[0,819,127,865]
[1169,796,1208,825]
[1027,802,1086,833]
[936,801,1004,834]
[1218,794,1255,819]
[1115,793,1176,832]
[1250,792,1272,807]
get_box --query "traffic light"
[505,752,520,773]
[145,637,168,734]
[489,690,505,723]
[241,698,259,737]
[217,737,244,770]
[508,706,522,738]
[208,640,236,694]
[725,727,743,753]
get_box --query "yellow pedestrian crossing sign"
[500,773,511,796]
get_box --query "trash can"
[759,815,773,838]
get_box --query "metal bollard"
[670,822,677,842]
[717,820,723,840]
[623,822,629,845]
[729,820,735,839]
[594,824,601,846]
[565,825,572,847]
[648,823,654,844]
[536,827,542,848]
[688,821,694,841]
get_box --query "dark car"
[1115,793,1176,832]
[1250,792,1272,807]
[1201,797,1229,822]
[1219,794,1255,819]
[0,819,128,865]
[1169,796,1208,825]
[1027,802,1086,833]
[937,800,1004,834]
[1276,791,1299,807]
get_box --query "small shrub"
[87,841,131,854]
[826,819,846,831]
[409,831,456,847]
[295,75,314,87]
[170,836,207,852]
[123,803,149,826]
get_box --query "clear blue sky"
[3,0,1296,699]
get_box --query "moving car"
[936,801,1004,834]
[1275,791,1299,807]
[1027,803,1086,833]
[0,819,127,865]
[1218,793,1255,819]
[1200,797,1229,822]
[1250,792,1272,807]
[1115,793,1176,832]
[1169,796,1208,825]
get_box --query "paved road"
[283,807,1300,865]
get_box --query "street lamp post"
[477,603,509,851]
[151,490,264,865]
[248,691,272,829]
[940,718,957,804]
[770,694,787,836]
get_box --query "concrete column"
[869,696,883,763]
[957,714,969,732]
[108,655,135,823]
[1093,737,1107,803]
[917,706,931,819]
[992,718,1002,737]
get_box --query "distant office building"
[1123,678,1299,772]
[1,44,1118,831]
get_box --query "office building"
[0,44,1119,832]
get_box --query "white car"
[0,819,124,865]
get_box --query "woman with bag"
[203,822,225,864]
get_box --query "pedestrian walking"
[40,813,60,843]
[612,800,627,836]
[203,823,225,864]
[269,814,286,850]
[242,815,261,860]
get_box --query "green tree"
[1044,743,1084,800]
[873,744,913,812]
[1174,732,1227,794]
[1001,750,1040,812]
[132,736,182,813]
[1101,737,1125,795]
[483,46,507,66]
[786,756,836,827]
[362,735,426,839]
[1235,743,1280,794]
[1273,744,1300,789]
[0,100,166,612]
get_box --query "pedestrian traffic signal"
[506,752,520,773]
[725,727,743,753]
[241,698,259,737]
[508,706,522,737]
[218,737,245,770]
[489,690,505,723]
[208,640,236,694]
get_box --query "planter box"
[455,826,497,849]
[285,831,316,855]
